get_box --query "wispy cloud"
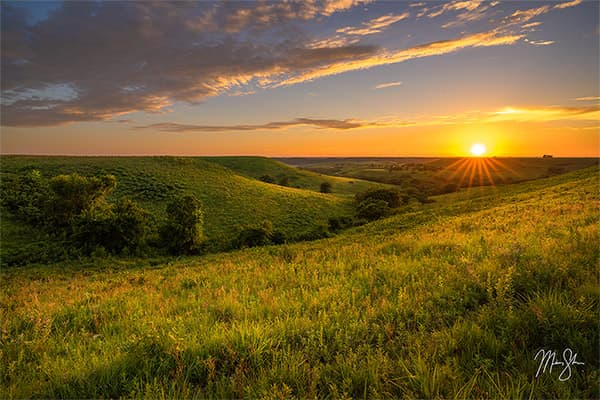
[373,81,403,90]
[139,104,599,134]
[0,0,590,128]
[521,22,542,29]
[336,12,409,36]
[553,0,584,10]
[428,0,484,19]
[137,118,387,132]
[525,38,555,46]
[574,96,600,101]
[277,29,523,87]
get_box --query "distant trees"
[160,195,204,254]
[48,173,117,227]
[75,198,150,254]
[355,188,404,209]
[356,199,389,221]
[320,181,332,193]
[259,174,276,184]
[278,176,290,187]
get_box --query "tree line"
[2,171,429,265]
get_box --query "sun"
[470,143,487,157]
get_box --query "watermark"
[534,348,584,381]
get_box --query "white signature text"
[534,348,584,381]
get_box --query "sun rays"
[437,157,523,189]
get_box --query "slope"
[204,156,385,196]
[0,156,352,244]
[2,166,598,398]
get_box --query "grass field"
[283,157,599,190]
[1,156,390,264]
[2,165,598,398]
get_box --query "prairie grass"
[1,166,598,398]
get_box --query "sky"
[1,0,598,157]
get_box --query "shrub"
[295,224,331,242]
[259,174,276,184]
[236,227,271,248]
[355,188,403,208]
[440,182,459,194]
[160,195,204,254]
[48,173,117,227]
[356,199,389,221]
[328,216,354,232]
[278,176,290,186]
[1,169,50,226]
[74,198,151,255]
[320,182,332,193]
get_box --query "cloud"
[336,12,409,36]
[1,1,375,127]
[373,81,403,90]
[428,1,485,19]
[0,0,584,127]
[439,1,501,29]
[553,0,584,10]
[137,117,384,133]
[524,38,555,46]
[521,22,542,29]
[501,5,551,27]
[276,29,523,87]
[575,96,600,101]
[490,105,600,122]
[140,104,600,134]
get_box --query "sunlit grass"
[1,167,598,398]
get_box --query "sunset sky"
[1,0,598,156]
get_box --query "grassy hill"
[0,156,360,247]
[204,156,384,196]
[286,157,599,190]
[2,166,598,398]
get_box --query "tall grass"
[1,167,598,398]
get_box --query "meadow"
[284,157,599,192]
[1,156,391,265]
[1,159,598,398]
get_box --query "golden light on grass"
[438,154,523,190]
[470,143,487,157]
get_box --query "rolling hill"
[0,156,364,240]
[2,166,598,398]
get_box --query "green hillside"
[2,166,598,398]
[0,156,352,241]
[205,156,384,196]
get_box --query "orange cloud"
[277,29,523,87]
[336,12,409,36]
[553,0,584,10]
[373,81,403,90]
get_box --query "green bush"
[355,188,403,208]
[1,169,50,226]
[48,173,117,227]
[159,195,204,254]
[74,198,151,255]
[235,227,271,248]
[259,174,276,184]
[328,216,354,232]
[356,199,389,221]
[320,182,332,193]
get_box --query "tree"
[278,176,290,186]
[48,174,117,227]
[355,188,403,208]
[260,174,276,184]
[320,181,332,193]
[160,195,204,254]
[1,169,50,226]
[356,199,388,221]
